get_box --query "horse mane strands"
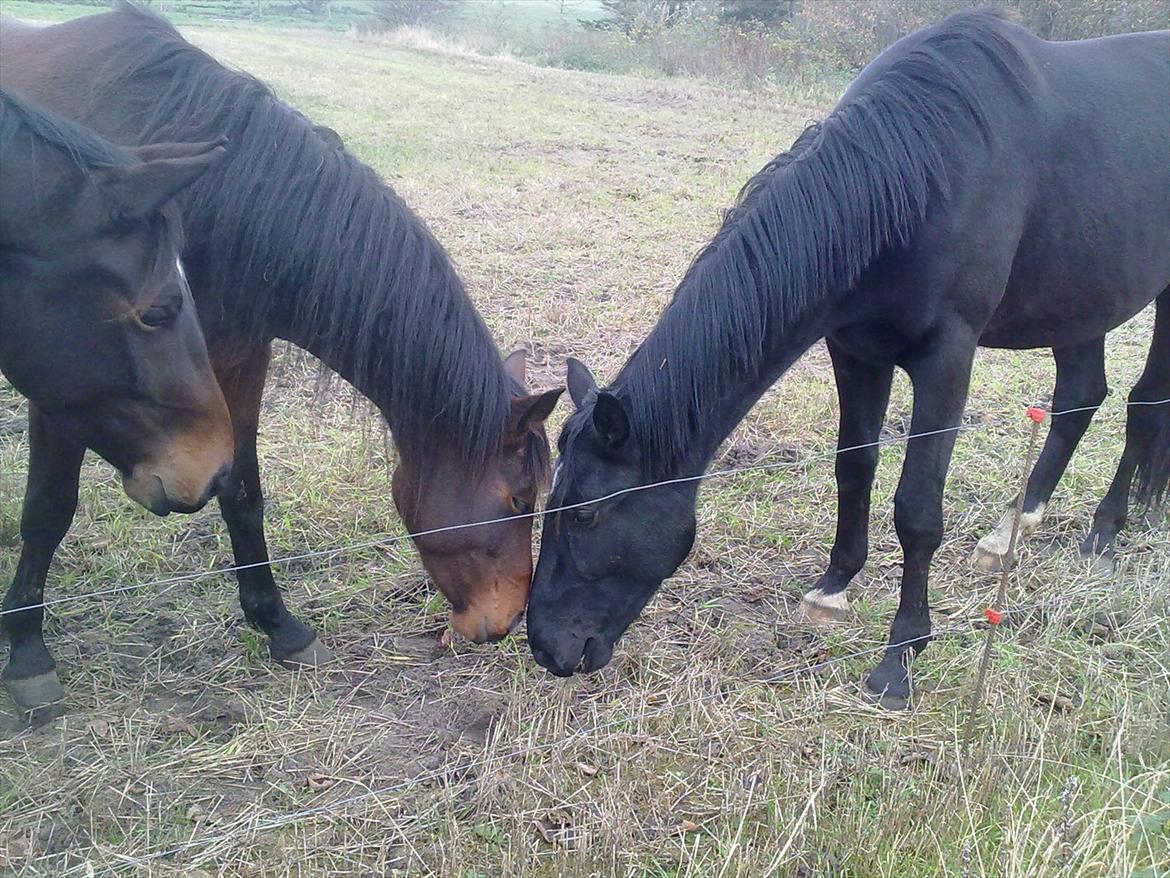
[614,11,1033,478]
[88,1,512,470]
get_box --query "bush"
[360,0,1170,90]
[794,0,1170,71]
[537,27,636,73]
[369,0,464,31]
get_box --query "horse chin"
[122,471,173,517]
[122,468,219,516]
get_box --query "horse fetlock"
[972,503,1045,571]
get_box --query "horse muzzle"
[123,461,231,516]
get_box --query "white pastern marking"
[976,502,1046,558]
[801,587,850,611]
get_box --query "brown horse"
[0,3,562,698]
[0,86,232,709]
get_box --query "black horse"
[0,5,562,710]
[527,12,1169,708]
[1,86,232,709]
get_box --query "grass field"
[1,13,1168,878]
[0,0,374,28]
[0,1,607,30]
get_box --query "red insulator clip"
[984,608,1003,625]
[1026,406,1047,424]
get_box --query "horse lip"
[531,640,581,677]
[543,648,577,677]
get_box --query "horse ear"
[567,357,597,408]
[503,349,527,386]
[130,136,228,163]
[98,143,225,221]
[593,392,630,451]
[511,387,564,432]
[312,124,345,151]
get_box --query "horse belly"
[981,186,1170,349]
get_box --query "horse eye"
[511,496,533,515]
[140,303,176,328]
[571,507,597,526]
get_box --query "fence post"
[961,405,1046,755]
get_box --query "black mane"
[0,86,132,170]
[90,1,512,468]
[610,10,1030,478]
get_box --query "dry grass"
[1,20,1167,878]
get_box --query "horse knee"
[219,482,264,531]
[20,494,77,546]
[1084,375,1109,408]
[1091,383,1108,408]
[894,493,943,555]
[836,448,879,489]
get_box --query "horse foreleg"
[799,340,893,623]
[215,346,331,669]
[1,406,84,711]
[1084,288,1170,560]
[973,337,1107,572]
[865,331,976,710]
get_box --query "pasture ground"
[1,15,1167,878]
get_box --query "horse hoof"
[971,547,1003,574]
[276,638,335,670]
[861,680,910,711]
[4,670,65,711]
[797,588,850,624]
[1082,552,1115,577]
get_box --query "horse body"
[835,25,1168,353]
[0,86,232,709]
[0,4,561,709]
[982,31,1168,348]
[528,12,1169,704]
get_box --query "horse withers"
[0,87,232,710]
[528,12,1169,707]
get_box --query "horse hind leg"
[1084,289,1170,560]
[215,345,332,669]
[973,337,1108,572]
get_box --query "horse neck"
[175,131,511,468]
[609,43,989,480]
[614,281,835,479]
